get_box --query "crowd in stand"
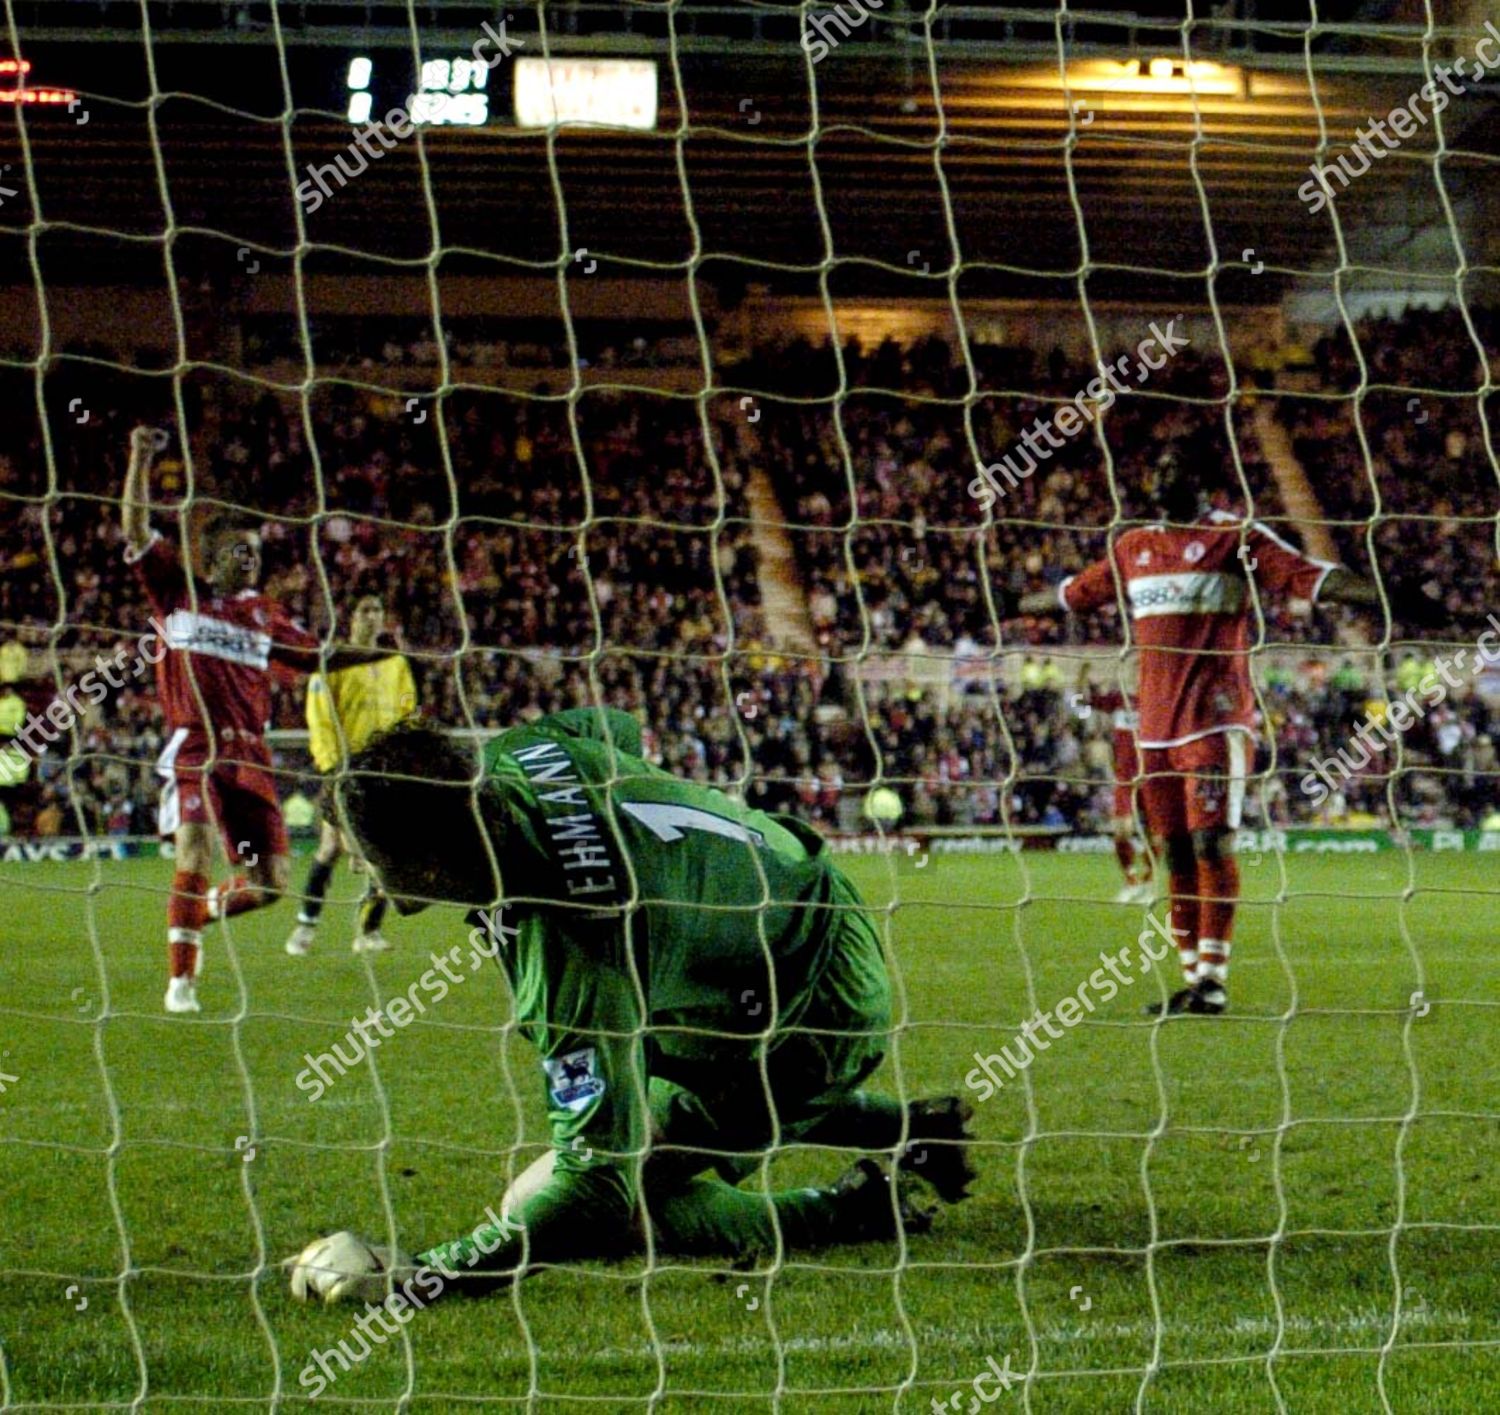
[1279,304,1499,640]
[0,309,1494,841]
[735,334,1320,652]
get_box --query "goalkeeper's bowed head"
[324,717,505,915]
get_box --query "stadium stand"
[1,311,1496,841]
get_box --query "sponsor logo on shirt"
[1127,571,1244,619]
[544,1047,605,1113]
[1194,777,1225,813]
[159,610,272,670]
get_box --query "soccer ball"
[863,786,904,826]
[288,1230,412,1304]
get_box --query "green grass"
[1,850,1496,1412]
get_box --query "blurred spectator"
[34,789,64,837]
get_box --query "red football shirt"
[1059,512,1335,748]
[127,531,321,747]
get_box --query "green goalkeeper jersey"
[456,707,862,1269]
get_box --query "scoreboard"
[345,53,491,127]
[342,53,657,130]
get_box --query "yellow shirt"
[0,689,28,785]
[306,654,417,772]
[0,641,27,683]
[0,690,25,738]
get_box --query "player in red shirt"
[1077,667,1153,904]
[1019,446,1380,1015]
[121,427,369,1014]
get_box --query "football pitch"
[0,851,1494,1412]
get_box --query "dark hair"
[1151,428,1224,521]
[198,512,251,573]
[330,718,503,911]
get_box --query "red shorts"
[1111,731,1141,822]
[156,730,288,864]
[1138,730,1250,838]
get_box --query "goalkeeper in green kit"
[289,708,975,1306]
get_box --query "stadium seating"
[1,310,1495,839]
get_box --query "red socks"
[210,874,258,920]
[1169,869,1200,984]
[1196,857,1240,985]
[167,870,209,979]
[168,867,277,982]
[1114,836,1152,884]
[1161,847,1239,990]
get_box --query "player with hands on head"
[1008,438,1381,1016]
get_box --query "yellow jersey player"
[285,595,416,956]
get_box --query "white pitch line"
[515,1306,1474,1365]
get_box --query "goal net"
[0,0,1495,1410]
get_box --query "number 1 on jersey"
[620,801,765,847]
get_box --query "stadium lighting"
[1003,57,1253,102]
[513,58,658,130]
[1073,57,1246,97]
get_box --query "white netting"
[1,0,1497,1410]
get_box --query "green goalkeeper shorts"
[768,865,893,1119]
[647,868,892,1174]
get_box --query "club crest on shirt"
[544,1047,605,1113]
[1183,541,1206,563]
[1195,776,1225,812]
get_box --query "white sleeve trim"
[1307,561,1338,605]
[1057,576,1075,612]
[1248,518,1303,556]
[1249,519,1339,602]
[123,529,162,566]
